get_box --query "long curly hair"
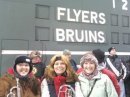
[44,54,78,82]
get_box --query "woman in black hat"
[0,55,41,97]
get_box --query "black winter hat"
[14,56,32,74]
[108,47,115,53]
[92,49,105,64]
[15,56,31,65]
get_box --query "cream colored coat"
[75,71,118,97]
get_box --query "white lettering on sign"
[57,7,66,20]
[56,7,106,43]
[57,7,106,24]
[56,28,105,43]
[122,0,128,10]
[112,0,128,11]
[82,10,90,23]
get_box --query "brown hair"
[44,54,78,82]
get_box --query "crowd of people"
[0,47,130,97]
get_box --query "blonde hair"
[44,54,78,82]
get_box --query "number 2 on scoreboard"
[112,0,128,10]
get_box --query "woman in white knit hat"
[75,52,118,97]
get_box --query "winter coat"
[75,71,118,97]
[0,73,41,97]
[98,62,120,97]
[70,59,78,71]
[41,78,75,97]
[101,68,120,97]
[41,79,50,97]
[32,62,46,79]
[106,55,127,80]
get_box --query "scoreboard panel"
[0,0,129,75]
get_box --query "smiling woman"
[75,52,118,97]
[14,56,32,78]
[54,60,66,75]
[41,54,78,97]
[0,55,41,97]
[16,63,30,76]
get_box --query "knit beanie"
[14,56,32,78]
[80,52,98,67]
